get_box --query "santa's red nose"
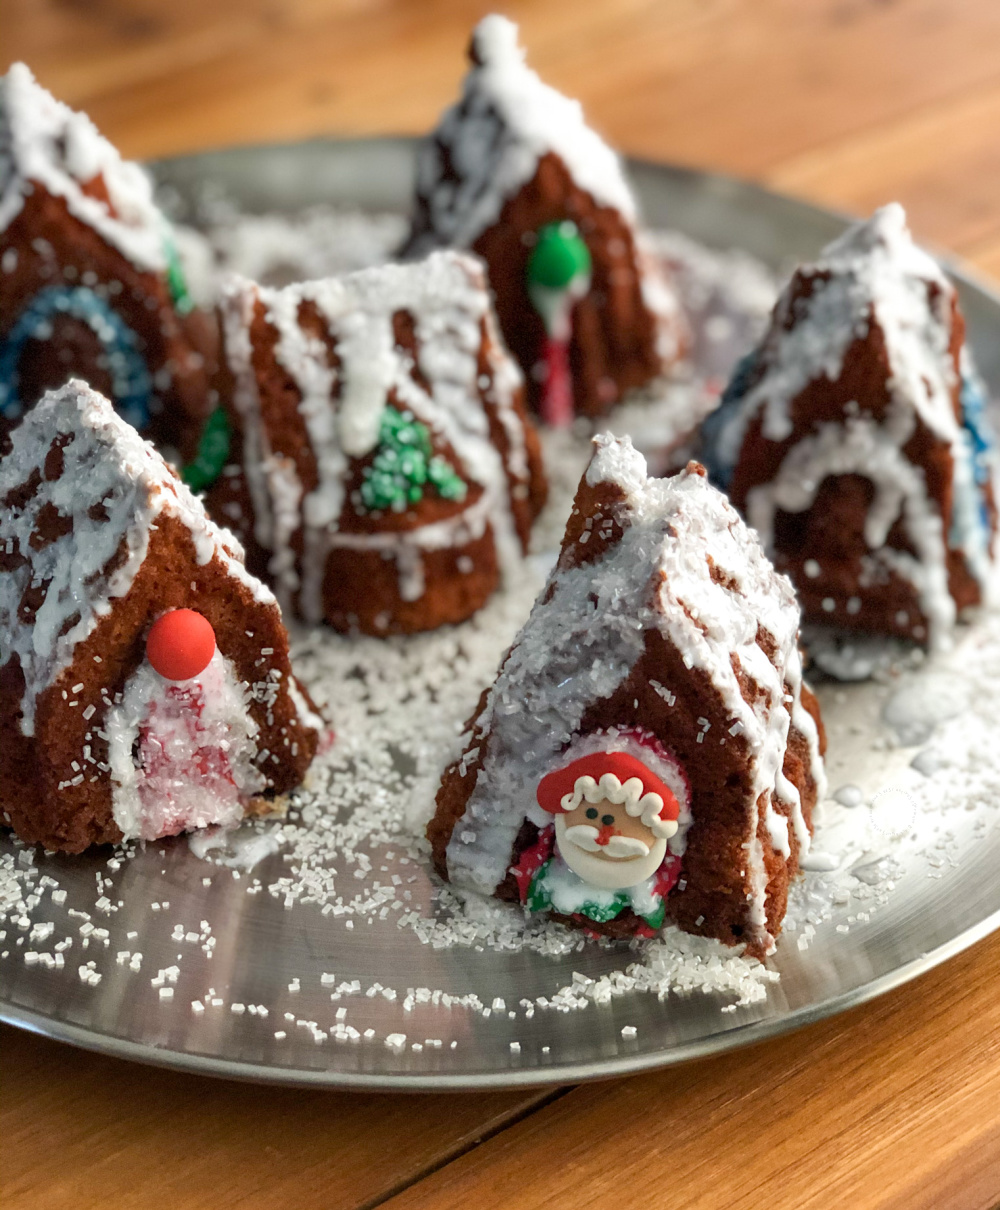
[596,824,616,846]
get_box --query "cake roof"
[446,434,819,899]
[0,380,272,736]
[705,204,962,480]
[409,15,637,251]
[223,249,520,461]
[0,63,167,273]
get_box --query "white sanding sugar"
[3,201,1000,1052]
[0,64,168,271]
[406,15,637,255]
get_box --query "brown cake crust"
[0,182,216,459]
[727,275,994,642]
[430,455,825,960]
[432,625,822,961]
[0,504,318,854]
[209,278,547,637]
[408,150,682,420]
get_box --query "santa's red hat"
[536,748,681,836]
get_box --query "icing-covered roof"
[705,204,961,479]
[446,435,821,921]
[408,15,637,251]
[0,380,272,736]
[0,62,167,272]
[220,250,529,620]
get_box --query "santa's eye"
[585,807,598,820]
[601,814,615,826]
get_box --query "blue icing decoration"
[698,347,760,489]
[960,363,995,489]
[948,359,995,570]
[0,285,152,429]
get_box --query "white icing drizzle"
[712,205,960,467]
[219,251,531,621]
[710,204,994,645]
[0,63,167,272]
[0,380,274,737]
[446,435,823,951]
[407,15,637,255]
[322,488,496,604]
[745,417,957,641]
[287,675,325,735]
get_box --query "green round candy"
[526,221,591,290]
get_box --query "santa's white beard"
[563,826,650,858]
[555,815,667,890]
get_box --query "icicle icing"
[0,380,272,736]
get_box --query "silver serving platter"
[3,137,1000,1089]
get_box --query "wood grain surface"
[380,930,1000,1210]
[3,2,1000,1207]
[0,1023,561,1210]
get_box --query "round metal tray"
[3,137,1000,1089]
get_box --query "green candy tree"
[360,406,467,513]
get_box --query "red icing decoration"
[596,823,615,847]
[136,683,239,838]
[654,852,683,898]
[146,609,216,681]
[539,335,574,428]
[511,823,555,902]
[536,750,681,822]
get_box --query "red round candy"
[146,610,216,681]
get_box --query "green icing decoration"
[526,221,591,291]
[182,406,231,493]
[163,231,194,315]
[360,406,467,513]
[527,859,665,929]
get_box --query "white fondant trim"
[559,772,677,838]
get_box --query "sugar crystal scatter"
[3,202,1000,1069]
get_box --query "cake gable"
[0,63,166,272]
[0,64,215,456]
[404,17,685,423]
[0,379,270,738]
[0,380,320,852]
[213,249,545,634]
[430,434,825,956]
[702,203,997,646]
[406,15,636,254]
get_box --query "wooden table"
[4,2,1000,1206]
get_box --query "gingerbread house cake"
[0,379,322,854]
[403,16,685,426]
[0,63,216,460]
[210,249,547,636]
[701,204,998,647]
[429,434,826,958]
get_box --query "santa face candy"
[517,730,690,933]
[700,203,998,649]
[0,63,217,460]
[0,380,322,853]
[429,434,826,958]
[403,15,686,423]
[209,250,547,636]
